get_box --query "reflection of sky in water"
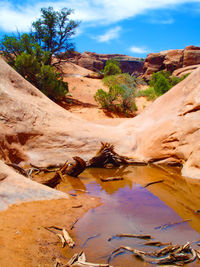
[61,165,200,266]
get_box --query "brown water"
[57,165,200,266]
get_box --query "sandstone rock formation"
[67,51,144,76]
[0,160,68,211]
[143,45,200,80]
[0,57,200,178]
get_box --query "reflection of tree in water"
[86,166,133,195]
[58,174,87,193]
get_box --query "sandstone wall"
[143,45,200,80]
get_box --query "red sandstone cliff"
[143,45,200,80]
[65,51,144,76]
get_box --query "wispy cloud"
[129,46,149,54]
[96,26,121,42]
[0,0,200,32]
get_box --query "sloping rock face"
[0,160,68,211]
[67,51,144,76]
[143,45,200,80]
[0,57,200,178]
[0,57,125,166]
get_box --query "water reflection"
[58,165,200,266]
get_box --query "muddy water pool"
[57,165,200,266]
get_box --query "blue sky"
[0,0,200,58]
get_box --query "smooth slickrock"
[0,57,200,178]
[0,160,68,211]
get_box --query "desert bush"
[103,59,121,76]
[137,87,156,100]
[94,84,137,116]
[103,73,136,88]
[148,70,189,97]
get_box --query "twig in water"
[71,219,79,230]
[82,234,101,248]
[154,219,191,230]
[144,241,172,247]
[108,233,151,242]
[144,179,164,188]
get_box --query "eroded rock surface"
[143,45,200,80]
[0,160,68,211]
[0,57,200,178]
[67,51,144,76]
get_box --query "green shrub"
[1,34,68,100]
[37,65,68,100]
[102,59,121,76]
[94,84,137,116]
[137,87,156,100]
[103,73,136,88]
[148,70,189,97]
[154,75,171,96]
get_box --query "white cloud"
[0,0,200,32]
[130,46,149,54]
[97,26,121,42]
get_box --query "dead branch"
[108,243,197,265]
[154,219,191,230]
[82,234,101,248]
[62,157,86,177]
[87,142,129,168]
[62,228,75,248]
[144,179,164,188]
[57,233,66,248]
[67,251,112,267]
[6,163,29,177]
[71,219,79,230]
[100,177,124,182]
[42,170,63,188]
[144,241,172,247]
[108,233,151,241]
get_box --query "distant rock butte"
[143,45,200,80]
[66,51,144,76]
[0,57,200,178]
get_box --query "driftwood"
[100,177,124,182]
[44,226,75,248]
[108,243,197,265]
[57,233,66,248]
[144,179,164,188]
[62,228,75,248]
[62,157,86,177]
[42,170,63,188]
[154,219,191,230]
[66,251,112,267]
[40,157,86,188]
[108,233,151,242]
[71,219,79,230]
[82,234,101,248]
[6,163,29,177]
[87,142,132,168]
[144,241,172,247]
